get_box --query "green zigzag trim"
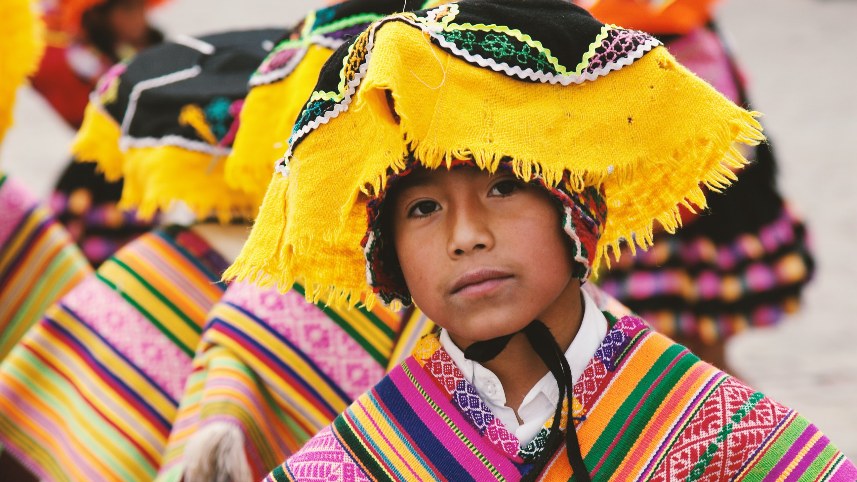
[437,22,618,77]
[577,24,616,75]
[299,9,623,116]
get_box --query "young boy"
[227,0,856,479]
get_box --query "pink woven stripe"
[63,276,192,400]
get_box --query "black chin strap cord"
[464,321,591,482]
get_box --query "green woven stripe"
[198,354,305,468]
[819,453,847,482]
[291,283,392,365]
[269,463,291,482]
[614,328,648,367]
[98,256,199,356]
[0,246,87,352]
[801,443,843,482]
[402,363,505,481]
[646,374,727,479]
[587,343,694,476]
[154,230,226,283]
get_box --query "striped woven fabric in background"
[157,281,435,481]
[0,226,228,481]
[0,173,91,361]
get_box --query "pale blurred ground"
[1,0,855,458]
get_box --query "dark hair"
[374,180,409,299]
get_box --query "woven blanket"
[267,314,856,481]
[0,173,91,360]
[157,281,435,481]
[0,225,228,481]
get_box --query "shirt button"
[485,383,497,397]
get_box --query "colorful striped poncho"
[156,281,435,481]
[0,173,91,361]
[0,225,229,481]
[268,314,857,481]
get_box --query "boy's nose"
[447,205,494,257]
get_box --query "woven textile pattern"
[264,314,856,481]
[0,174,91,361]
[0,226,228,481]
[157,281,410,480]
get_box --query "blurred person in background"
[31,0,168,267]
[34,0,165,128]
[582,0,815,374]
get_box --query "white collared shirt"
[439,289,608,446]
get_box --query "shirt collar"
[439,288,609,444]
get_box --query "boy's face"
[389,167,579,346]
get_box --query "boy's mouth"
[449,269,514,297]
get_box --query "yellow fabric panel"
[72,104,125,180]
[226,45,335,200]
[118,146,258,222]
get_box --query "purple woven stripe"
[763,423,819,481]
[783,432,831,482]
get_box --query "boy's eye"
[489,179,521,197]
[407,200,440,218]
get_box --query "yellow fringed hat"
[225,0,763,308]
[0,0,44,144]
[225,0,447,203]
[72,29,284,222]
